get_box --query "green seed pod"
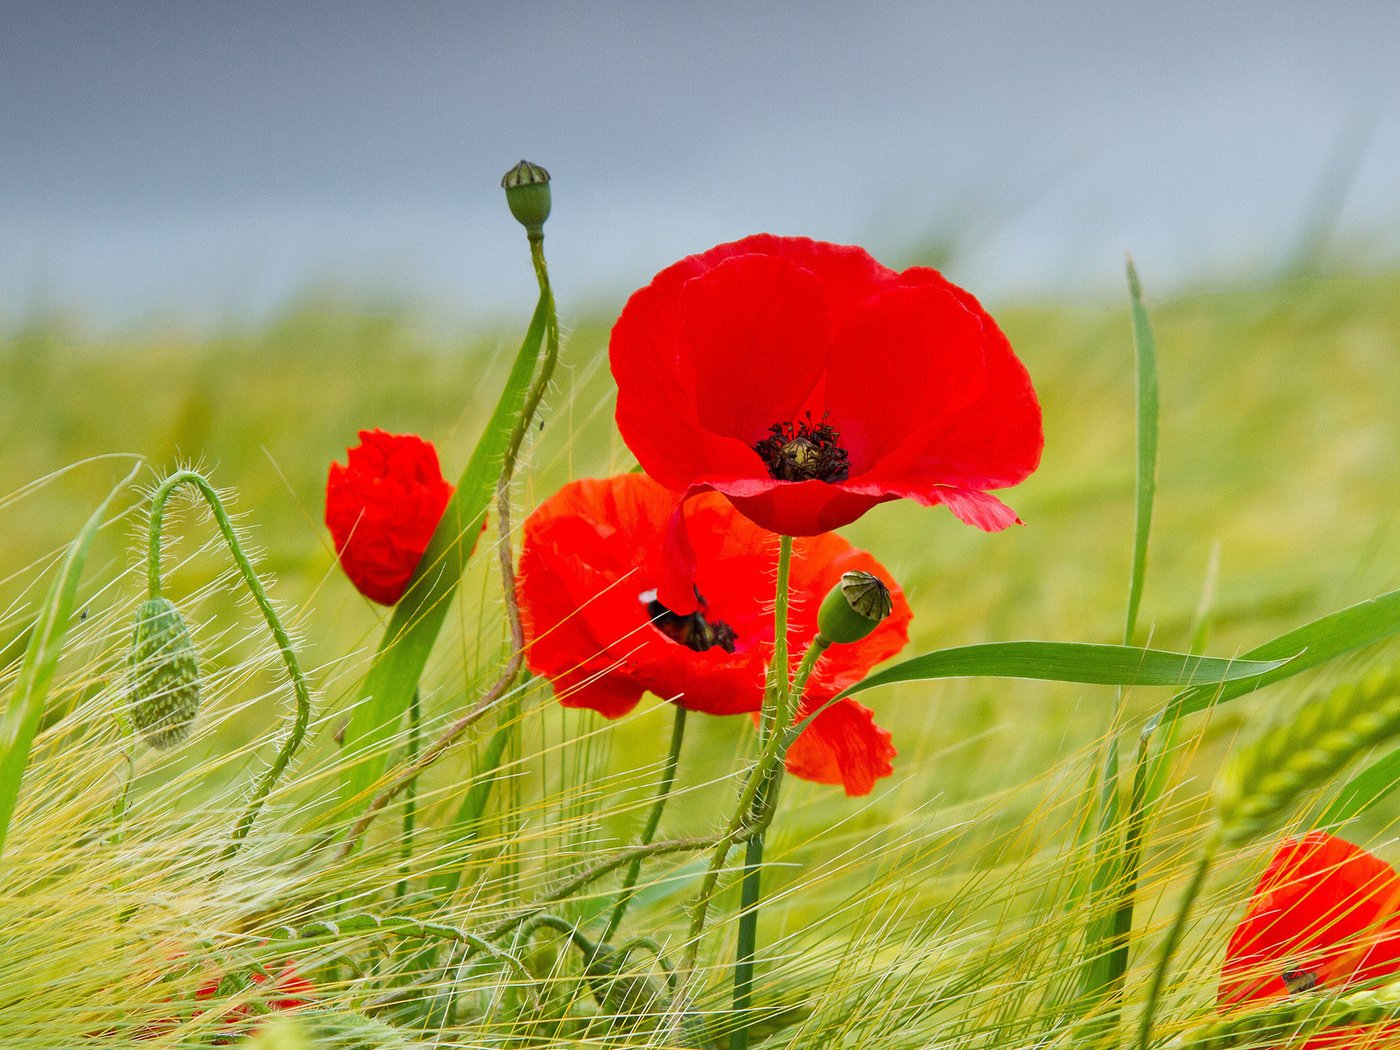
[501,159,551,236]
[817,570,893,644]
[127,596,201,749]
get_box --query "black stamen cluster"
[645,592,739,653]
[754,411,851,483]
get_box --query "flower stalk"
[145,469,313,866]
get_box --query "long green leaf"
[341,296,548,804]
[0,466,137,860]
[1316,743,1400,826]
[1159,586,1400,725]
[831,642,1291,702]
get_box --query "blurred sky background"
[3,0,1398,329]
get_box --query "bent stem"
[603,703,689,943]
[145,469,313,867]
[337,237,557,857]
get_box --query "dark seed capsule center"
[754,412,850,483]
[641,590,738,653]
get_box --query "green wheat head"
[1214,664,1400,845]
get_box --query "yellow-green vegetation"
[1,264,1397,1048]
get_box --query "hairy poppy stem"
[336,218,558,861]
[603,703,689,943]
[730,534,795,1050]
[145,470,314,869]
[677,537,804,1005]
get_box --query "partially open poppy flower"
[1219,832,1400,1047]
[325,429,455,605]
[517,473,912,795]
[610,234,1042,612]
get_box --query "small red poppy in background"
[610,235,1042,611]
[517,473,912,795]
[325,429,454,605]
[1219,832,1400,1048]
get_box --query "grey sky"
[3,1,1398,326]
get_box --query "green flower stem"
[731,538,808,1050]
[1135,834,1219,1050]
[681,537,795,983]
[145,469,313,865]
[602,703,689,943]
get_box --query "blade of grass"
[1075,256,1161,1035]
[0,464,139,860]
[1315,742,1400,827]
[1159,586,1400,725]
[830,642,1290,702]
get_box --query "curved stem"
[602,704,689,943]
[337,237,556,858]
[1135,835,1218,1050]
[145,469,313,866]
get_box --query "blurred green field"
[2,264,1398,1046]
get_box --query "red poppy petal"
[717,478,890,536]
[679,253,831,443]
[1220,832,1400,1007]
[781,694,896,796]
[824,280,988,471]
[863,298,1044,491]
[612,292,764,493]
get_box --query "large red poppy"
[517,473,912,795]
[610,235,1042,611]
[1219,832,1400,1048]
[325,429,455,606]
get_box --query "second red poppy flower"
[516,473,912,795]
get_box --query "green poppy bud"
[817,571,893,645]
[126,597,202,749]
[501,159,551,237]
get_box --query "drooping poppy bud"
[817,570,893,645]
[501,160,551,238]
[127,597,202,749]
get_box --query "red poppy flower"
[325,429,455,605]
[610,234,1042,612]
[1219,832,1400,1048]
[517,473,912,795]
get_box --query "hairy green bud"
[127,597,201,749]
[817,570,893,644]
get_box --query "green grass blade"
[1122,257,1158,647]
[1160,586,1400,724]
[1316,743,1400,827]
[832,642,1291,701]
[340,296,549,805]
[0,465,138,860]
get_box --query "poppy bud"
[501,160,551,237]
[127,597,202,749]
[817,571,893,645]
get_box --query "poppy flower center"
[640,590,738,653]
[753,412,851,483]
